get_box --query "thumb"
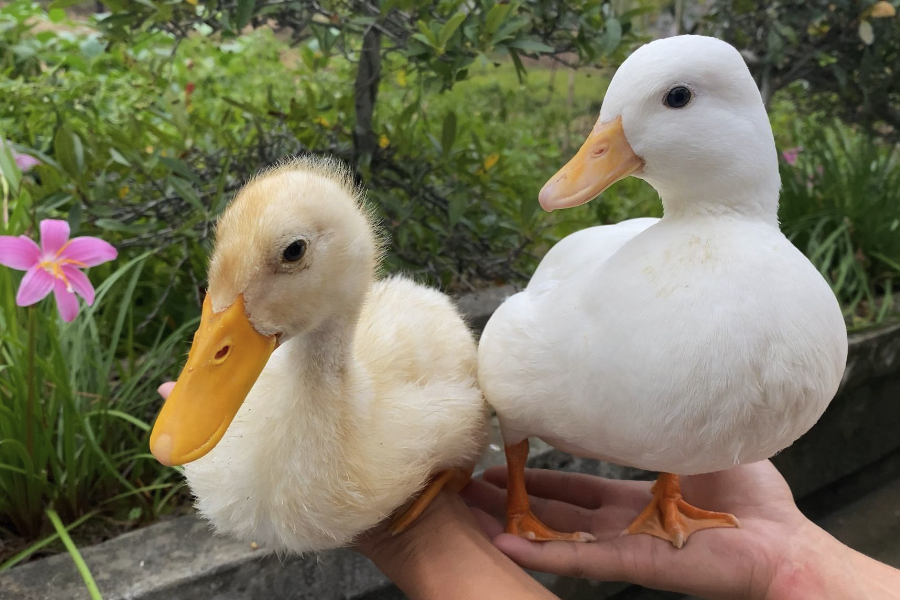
[157,381,176,399]
[492,534,626,582]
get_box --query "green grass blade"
[0,511,97,571]
[83,409,151,432]
[45,509,103,600]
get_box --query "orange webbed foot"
[503,439,595,543]
[625,473,740,548]
[389,466,472,535]
[507,509,596,542]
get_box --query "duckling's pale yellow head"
[151,157,379,466]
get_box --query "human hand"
[463,461,895,600]
[355,485,559,600]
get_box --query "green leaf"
[602,18,622,55]
[169,176,207,215]
[54,128,85,178]
[508,39,554,54]
[235,0,255,31]
[49,0,86,8]
[448,194,466,226]
[858,20,875,45]
[0,511,97,571]
[439,12,467,47]
[411,33,437,49]
[417,20,439,46]
[441,111,457,155]
[0,140,22,192]
[492,15,529,44]
[67,202,83,234]
[94,218,139,233]
[79,37,105,60]
[47,510,102,600]
[159,157,202,186]
[484,3,513,35]
[109,148,130,166]
[508,48,526,83]
[48,8,66,23]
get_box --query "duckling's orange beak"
[539,116,643,211]
[150,294,277,466]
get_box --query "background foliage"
[706,0,900,136]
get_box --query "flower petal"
[0,235,41,270]
[14,153,41,172]
[59,237,117,267]
[16,266,55,306]
[61,265,95,305]
[53,279,79,322]
[40,219,70,256]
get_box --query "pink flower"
[0,219,117,322]
[5,140,41,172]
[781,146,802,166]
[14,152,40,172]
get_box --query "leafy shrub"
[779,121,900,326]
[0,159,191,566]
[706,0,900,138]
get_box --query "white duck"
[478,35,848,548]
[149,157,488,553]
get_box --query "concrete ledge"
[2,287,898,600]
[454,284,518,334]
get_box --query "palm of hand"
[463,461,811,600]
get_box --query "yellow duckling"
[150,157,488,553]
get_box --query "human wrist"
[766,522,899,600]
[354,494,471,593]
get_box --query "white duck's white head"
[540,35,779,222]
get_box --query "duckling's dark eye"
[664,86,692,108]
[282,240,307,262]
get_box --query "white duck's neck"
[652,171,780,225]
[639,117,783,226]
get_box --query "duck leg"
[625,472,740,548]
[388,466,473,535]
[504,439,596,542]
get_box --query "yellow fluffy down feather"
[184,157,489,553]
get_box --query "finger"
[463,478,597,535]
[492,533,627,582]
[483,466,650,509]
[682,461,795,513]
[158,381,175,399]
[527,497,598,535]
[461,478,507,520]
[468,507,504,539]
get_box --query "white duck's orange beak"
[150,294,276,466]
[539,116,643,211]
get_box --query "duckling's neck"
[281,315,356,398]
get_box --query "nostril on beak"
[213,345,231,363]
[592,145,608,158]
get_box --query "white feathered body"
[186,276,488,553]
[479,216,847,475]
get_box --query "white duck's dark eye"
[282,240,307,262]
[664,86,692,108]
